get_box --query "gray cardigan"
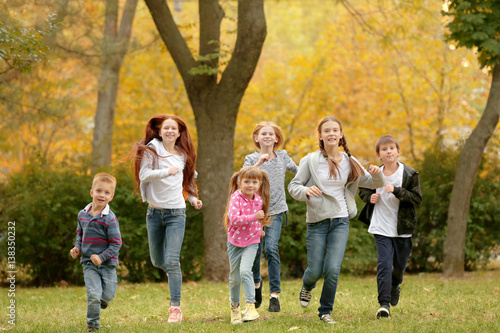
[288,151,385,222]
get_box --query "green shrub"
[0,160,204,286]
[408,147,500,272]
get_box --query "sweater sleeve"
[98,216,122,264]
[283,150,298,175]
[287,155,312,202]
[355,158,386,189]
[139,150,171,182]
[243,153,258,168]
[75,216,83,249]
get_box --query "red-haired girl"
[132,114,202,324]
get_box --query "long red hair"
[132,114,198,198]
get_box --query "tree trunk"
[92,0,138,171]
[144,0,266,281]
[443,62,500,277]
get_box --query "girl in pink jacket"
[223,166,271,324]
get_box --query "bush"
[408,147,500,272]
[0,160,204,286]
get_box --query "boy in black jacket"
[358,135,422,319]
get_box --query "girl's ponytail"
[223,173,240,231]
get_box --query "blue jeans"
[374,234,412,306]
[302,217,350,317]
[146,206,186,306]
[83,262,117,329]
[228,242,259,305]
[252,213,283,293]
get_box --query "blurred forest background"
[1,0,499,286]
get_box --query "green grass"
[1,271,499,332]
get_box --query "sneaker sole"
[242,314,259,322]
[376,308,390,319]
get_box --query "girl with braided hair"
[288,116,385,324]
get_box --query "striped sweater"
[75,203,122,266]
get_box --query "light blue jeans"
[252,213,283,293]
[302,217,350,317]
[227,242,259,305]
[146,206,186,306]
[83,262,117,329]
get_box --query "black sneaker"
[100,300,108,309]
[390,285,400,306]
[269,297,280,312]
[87,326,99,332]
[299,287,312,308]
[255,284,262,309]
[376,305,391,319]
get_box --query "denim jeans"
[252,213,283,293]
[374,234,413,306]
[302,217,350,317]
[83,262,117,329]
[146,206,186,306]
[227,242,259,305]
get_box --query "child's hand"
[385,184,394,193]
[370,193,380,204]
[256,154,270,166]
[306,186,322,197]
[256,210,265,220]
[192,199,203,210]
[70,247,80,259]
[168,166,179,176]
[260,230,266,238]
[368,165,381,175]
[91,254,102,266]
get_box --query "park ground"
[1,268,499,332]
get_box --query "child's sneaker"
[242,303,259,322]
[320,314,336,324]
[231,306,242,325]
[87,327,98,332]
[168,306,182,323]
[269,296,280,312]
[100,300,108,309]
[376,305,391,319]
[299,287,312,308]
[390,285,400,306]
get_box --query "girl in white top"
[132,114,202,324]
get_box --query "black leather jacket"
[358,163,422,235]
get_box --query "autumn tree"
[442,0,500,277]
[92,0,138,170]
[144,0,266,281]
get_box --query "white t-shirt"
[318,153,350,218]
[368,162,411,237]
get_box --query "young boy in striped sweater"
[70,173,122,332]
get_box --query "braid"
[342,135,363,182]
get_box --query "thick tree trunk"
[92,0,138,171]
[194,104,238,281]
[443,63,500,277]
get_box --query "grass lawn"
[1,270,499,332]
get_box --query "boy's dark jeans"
[374,234,412,306]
